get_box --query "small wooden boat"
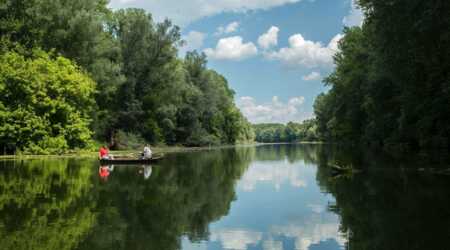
[99,156,163,165]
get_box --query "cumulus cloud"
[180,31,206,54]
[211,229,262,250]
[343,0,364,27]
[262,239,283,250]
[302,71,322,81]
[258,26,280,49]
[266,33,343,68]
[239,161,309,191]
[215,21,240,35]
[271,223,346,250]
[109,0,301,26]
[237,96,312,124]
[307,204,326,214]
[204,36,258,60]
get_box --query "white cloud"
[262,239,283,250]
[258,26,280,49]
[271,223,346,250]
[239,161,309,191]
[204,36,258,60]
[328,33,343,51]
[216,21,240,35]
[108,0,301,26]
[180,31,206,54]
[266,33,343,68]
[237,96,312,124]
[302,71,321,81]
[210,229,262,250]
[307,204,326,214]
[343,0,364,27]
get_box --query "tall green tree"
[0,1,254,151]
[314,0,450,150]
[0,49,96,153]
[0,0,125,140]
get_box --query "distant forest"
[314,0,450,151]
[253,120,318,143]
[0,0,254,154]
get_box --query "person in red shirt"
[99,145,110,159]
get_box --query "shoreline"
[0,142,325,160]
[0,144,256,160]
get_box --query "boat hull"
[99,157,163,165]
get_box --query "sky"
[108,0,363,124]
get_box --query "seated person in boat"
[99,145,113,160]
[141,144,152,159]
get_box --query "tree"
[0,49,96,153]
[0,2,255,151]
[314,0,450,150]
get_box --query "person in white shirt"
[142,144,152,159]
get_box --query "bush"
[185,129,221,147]
[24,136,68,155]
[0,49,96,153]
[113,130,147,150]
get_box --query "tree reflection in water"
[0,158,95,250]
[0,147,253,250]
[82,147,254,250]
[0,145,449,250]
[314,145,450,250]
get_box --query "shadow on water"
[0,145,449,250]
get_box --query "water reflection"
[0,145,449,250]
[0,158,95,250]
[239,161,309,191]
[315,146,450,250]
[99,165,114,181]
[138,165,152,180]
[185,145,344,250]
[98,165,153,181]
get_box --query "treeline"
[253,119,318,143]
[0,0,254,153]
[314,0,450,151]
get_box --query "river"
[0,144,449,250]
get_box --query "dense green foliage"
[253,119,318,143]
[314,0,450,150]
[0,49,96,154]
[0,0,253,153]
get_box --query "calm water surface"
[0,144,449,250]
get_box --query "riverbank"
[0,142,328,160]
[0,144,260,160]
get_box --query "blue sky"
[109,0,363,123]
